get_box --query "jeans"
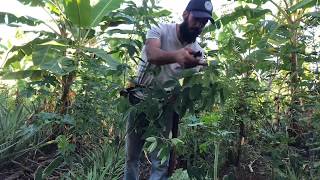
[124,94,175,180]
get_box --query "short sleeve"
[146,25,162,40]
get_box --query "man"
[124,0,214,179]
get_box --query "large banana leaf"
[0,12,44,27]
[3,51,26,69]
[32,44,76,76]
[17,0,46,7]
[90,0,125,27]
[2,70,43,80]
[63,0,124,28]
[63,0,92,27]
[3,43,75,79]
[3,38,47,68]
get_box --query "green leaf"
[4,38,48,67]
[62,114,75,125]
[2,70,43,80]
[56,135,76,155]
[169,168,190,180]
[40,40,67,46]
[90,0,125,27]
[218,6,271,25]
[146,137,156,142]
[37,112,60,121]
[156,148,163,158]
[0,12,44,26]
[63,0,91,27]
[32,45,60,66]
[17,0,46,7]
[171,138,184,146]
[84,47,120,69]
[160,155,167,165]
[305,11,320,18]
[288,0,317,13]
[246,49,272,61]
[148,141,157,153]
[42,156,64,178]
[105,12,135,24]
[107,29,139,35]
[34,166,44,180]
[150,9,171,17]
[241,0,269,5]
[32,45,75,75]
[3,51,25,68]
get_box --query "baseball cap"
[186,0,215,24]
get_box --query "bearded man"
[124,0,214,179]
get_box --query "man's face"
[180,12,208,44]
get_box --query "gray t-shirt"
[134,23,204,97]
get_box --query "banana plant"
[1,0,125,114]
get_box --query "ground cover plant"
[0,0,319,179]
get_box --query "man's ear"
[182,10,189,21]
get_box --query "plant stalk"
[214,141,220,180]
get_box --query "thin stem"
[53,0,74,35]
[282,0,289,10]
[214,142,220,180]
[41,7,60,35]
[270,0,293,24]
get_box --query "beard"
[179,20,202,44]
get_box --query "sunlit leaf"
[218,6,271,25]
[90,0,125,27]
[84,47,120,69]
[17,0,46,7]
[147,141,157,153]
[0,12,44,27]
[63,0,91,27]
[146,137,156,142]
[42,156,64,178]
[171,138,184,146]
[32,45,75,75]
[240,0,269,6]
[288,0,317,13]
[2,70,43,79]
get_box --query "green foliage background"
[0,0,319,179]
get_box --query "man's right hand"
[174,48,204,68]
[145,39,206,66]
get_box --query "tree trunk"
[59,72,76,114]
[236,120,245,167]
[289,28,300,123]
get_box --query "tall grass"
[0,92,30,163]
[66,143,125,180]
[0,91,51,165]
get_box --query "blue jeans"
[124,95,174,180]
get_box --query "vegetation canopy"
[0,0,319,179]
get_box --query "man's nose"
[194,21,201,28]
[195,21,204,29]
